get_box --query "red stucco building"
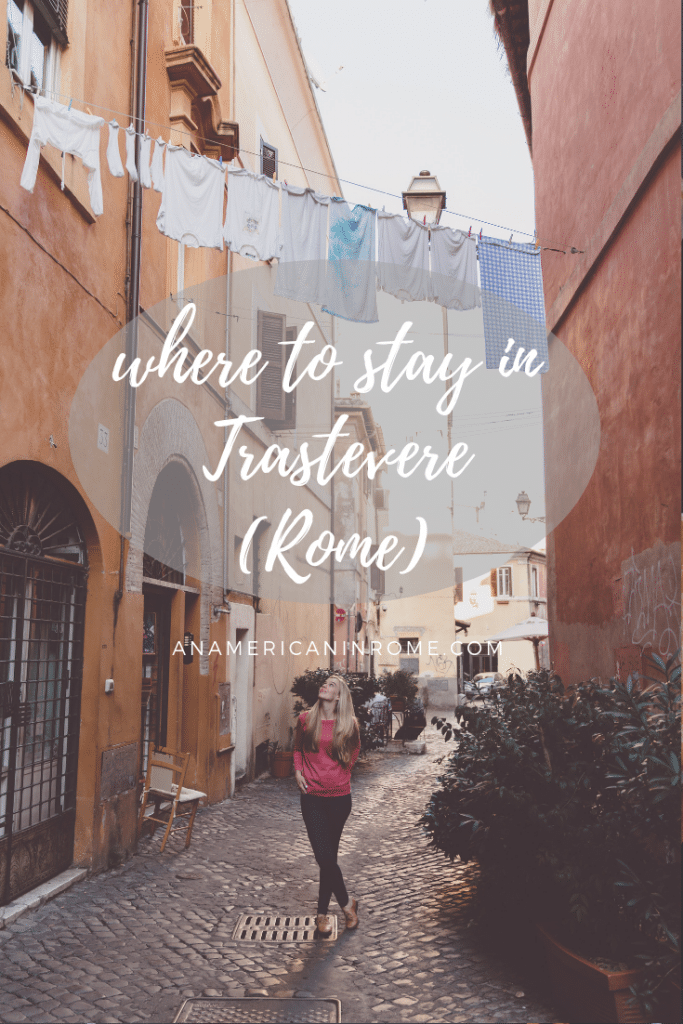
[492,0,681,684]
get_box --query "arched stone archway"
[126,399,223,675]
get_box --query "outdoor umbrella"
[487,617,549,672]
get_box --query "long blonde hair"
[301,674,359,766]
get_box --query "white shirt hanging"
[429,226,480,310]
[156,145,225,249]
[224,168,281,262]
[20,95,105,216]
[275,184,329,304]
[377,211,430,302]
[139,134,152,189]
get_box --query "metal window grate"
[232,913,337,942]
[174,997,341,1023]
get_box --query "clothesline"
[16,76,582,254]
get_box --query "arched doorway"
[0,463,88,905]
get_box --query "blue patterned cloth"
[322,199,378,323]
[478,236,548,372]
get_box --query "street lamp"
[402,170,446,225]
[516,490,546,523]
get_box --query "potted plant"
[269,740,294,778]
[421,653,681,1024]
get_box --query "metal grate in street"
[232,913,337,942]
[173,997,342,1022]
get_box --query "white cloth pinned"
[124,124,138,182]
[275,184,329,304]
[156,145,225,249]
[224,168,281,261]
[106,120,124,178]
[139,134,152,189]
[377,211,430,302]
[20,94,105,215]
[150,137,165,192]
[429,226,480,310]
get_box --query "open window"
[260,138,278,180]
[7,0,66,93]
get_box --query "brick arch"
[126,399,223,674]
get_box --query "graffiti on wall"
[623,547,681,658]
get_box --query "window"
[531,565,539,599]
[497,566,513,597]
[7,0,66,93]
[369,545,384,596]
[255,312,296,429]
[454,566,463,603]
[260,138,278,180]
[179,0,193,44]
[399,637,419,655]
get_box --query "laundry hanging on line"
[139,134,153,189]
[323,199,378,324]
[429,225,480,311]
[20,94,105,215]
[156,145,225,250]
[377,211,430,302]
[274,184,329,305]
[106,121,124,178]
[478,236,548,372]
[224,168,281,261]
[150,137,165,192]
[124,124,138,182]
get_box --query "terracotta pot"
[536,923,646,1023]
[270,751,293,778]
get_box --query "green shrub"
[378,669,418,703]
[420,655,681,1018]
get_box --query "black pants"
[300,793,352,915]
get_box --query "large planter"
[537,923,646,1024]
[270,751,294,778]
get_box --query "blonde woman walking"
[293,674,361,936]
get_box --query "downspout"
[115,0,149,623]
[329,315,335,668]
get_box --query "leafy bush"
[290,668,385,753]
[378,669,418,703]
[420,655,681,1018]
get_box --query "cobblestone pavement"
[0,724,558,1024]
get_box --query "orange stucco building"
[0,0,343,904]
[492,0,681,685]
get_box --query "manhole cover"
[232,913,337,942]
[173,997,341,1022]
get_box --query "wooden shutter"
[261,140,278,181]
[256,311,286,421]
[283,325,298,429]
[490,568,497,597]
[34,0,69,43]
[454,567,463,603]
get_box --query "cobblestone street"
[0,725,558,1024]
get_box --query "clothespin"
[509,234,513,244]
[468,226,471,237]
[68,97,73,111]
[219,155,223,168]
[479,228,483,241]
[272,171,276,182]
[423,215,426,226]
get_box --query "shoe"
[343,898,359,930]
[316,914,333,936]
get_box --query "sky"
[286,0,546,551]
[287,0,536,237]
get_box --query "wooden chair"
[138,746,207,852]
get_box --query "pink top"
[293,712,360,796]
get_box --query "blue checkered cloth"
[478,236,548,372]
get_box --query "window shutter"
[454,566,463,603]
[261,140,278,181]
[256,311,286,421]
[490,568,497,597]
[283,325,297,429]
[33,0,69,44]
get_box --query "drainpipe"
[329,316,335,668]
[116,0,149,617]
